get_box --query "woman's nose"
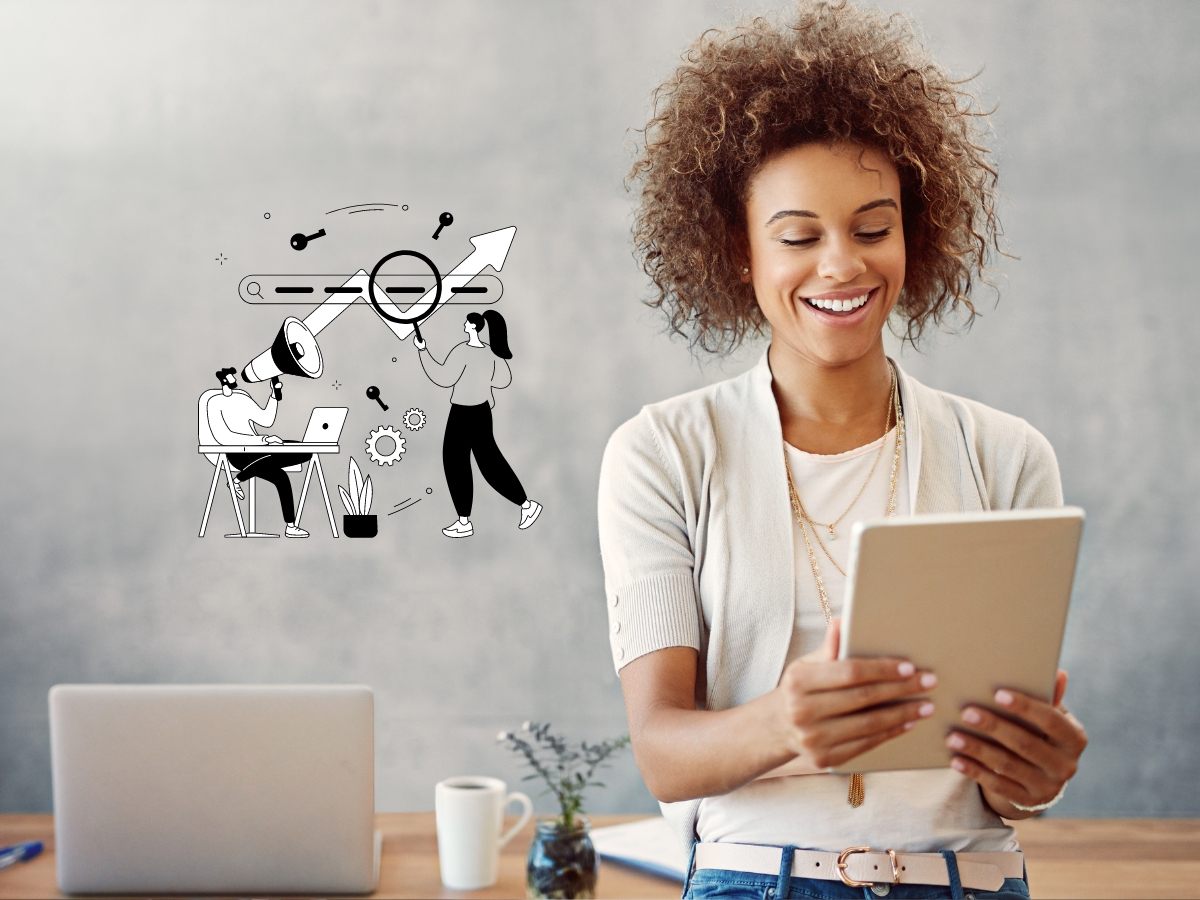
[816,237,867,283]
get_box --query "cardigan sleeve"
[597,411,701,674]
[1011,423,1064,509]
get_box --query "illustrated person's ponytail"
[467,310,512,360]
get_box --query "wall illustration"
[198,207,529,542]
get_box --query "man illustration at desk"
[205,367,311,537]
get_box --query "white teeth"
[806,291,871,312]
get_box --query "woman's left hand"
[945,669,1087,819]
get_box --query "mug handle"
[497,791,533,848]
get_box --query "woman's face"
[743,142,905,369]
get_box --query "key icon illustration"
[366,386,389,411]
[432,212,453,240]
[290,228,327,251]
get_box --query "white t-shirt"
[696,429,1018,852]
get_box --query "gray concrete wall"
[0,0,1195,818]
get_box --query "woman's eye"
[858,229,892,241]
[779,237,818,247]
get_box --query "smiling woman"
[600,3,1087,900]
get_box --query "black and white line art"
[388,497,421,515]
[198,368,313,538]
[239,274,503,306]
[338,456,377,538]
[241,315,323,383]
[365,425,405,466]
[200,215,519,544]
[290,228,327,251]
[413,310,541,538]
[432,211,453,240]
[326,202,400,215]
[402,408,427,431]
[366,385,389,410]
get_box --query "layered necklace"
[782,361,904,808]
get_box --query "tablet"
[832,507,1084,774]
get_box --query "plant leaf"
[349,456,364,502]
[339,485,357,516]
[360,476,373,515]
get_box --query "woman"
[598,4,1087,899]
[415,310,542,538]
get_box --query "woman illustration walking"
[414,310,542,538]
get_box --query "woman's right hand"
[776,617,936,769]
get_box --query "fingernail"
[920,673,938,689]
[995,690,1014,707]
[951,758,967,773]
[918,702,935,717]
[903,721,916,731]
[962,708,982,725]
[947,733,966,750]
[898,662,915,677]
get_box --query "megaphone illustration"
[241,316,323,382]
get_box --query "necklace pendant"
[828,527,836,540]
[848,772,865,808]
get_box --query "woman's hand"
[777,618,937,769]
[414,336,427,351]
[619,619,935,802]
[945,670,1087,819]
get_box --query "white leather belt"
[693,842,1023,892]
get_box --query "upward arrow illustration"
[301,226,517,340]
[366,226,517,341]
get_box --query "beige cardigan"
[597,352,1063,854]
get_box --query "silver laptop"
[49,684,379,895]
[300,406,349,443]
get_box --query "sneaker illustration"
[518,500,542,530]
[284,523,309,538]
[442,518,474,538]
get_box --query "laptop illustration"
[299,406,348,443]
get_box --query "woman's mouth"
[801,287,877,320]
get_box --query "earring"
[741,267,749,274]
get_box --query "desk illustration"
[0,815,1198,899]
[198,444,341,538]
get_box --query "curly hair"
[629,0,1000,353]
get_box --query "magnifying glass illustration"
[368,249,443,343]
[246,281,263,298]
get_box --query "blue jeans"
[683,847,1030,900]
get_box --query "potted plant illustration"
[498,722,630,899]
[338,457,377,538]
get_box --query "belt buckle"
[836,847,900,888]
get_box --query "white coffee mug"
[435,775,533,889]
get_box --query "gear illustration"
[366,425,405,466]
[402,407,427,432]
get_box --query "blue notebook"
[591,817,686,882]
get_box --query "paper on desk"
[590,817,686,882]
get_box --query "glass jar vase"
[525,816,599,899]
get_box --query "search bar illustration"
[239,274,503,306]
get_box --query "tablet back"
[834,507,1083,774]
[49,683,377,895]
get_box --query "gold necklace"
[793,377,893,543]
[794,374,903,581]
[783,362,904,808]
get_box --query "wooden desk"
[1,814,1197,900]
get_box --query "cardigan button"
[611,594,620,607]
[611,621,621,634]
[615,647,624,661]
